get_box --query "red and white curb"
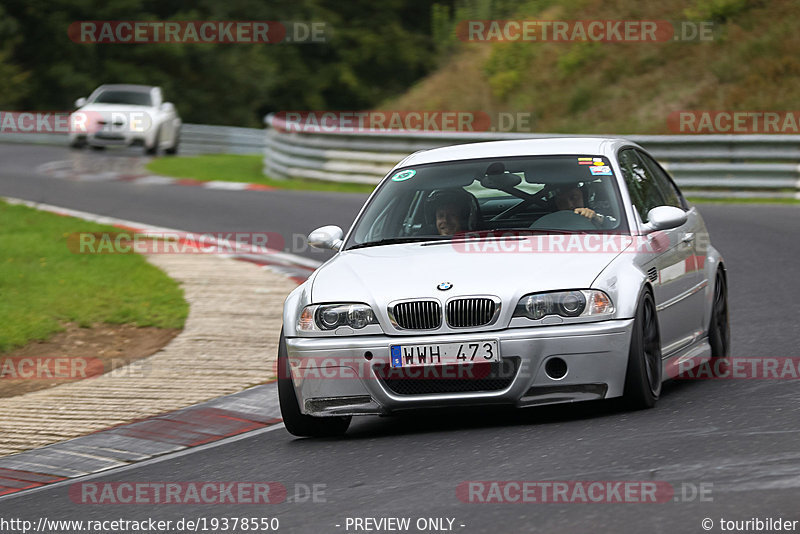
[36,159,276,191]
[2,197,320,283]
[0,197,316,497]
[0,384,283,499]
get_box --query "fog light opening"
[545,357,568,380]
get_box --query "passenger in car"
[428,190,473,235]
[435,200,469,235]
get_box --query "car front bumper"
[87,132,146,147]
[70,127,153,147]
[285,319,635,416]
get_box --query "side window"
[638,151,686,210]
[618,149,665,222]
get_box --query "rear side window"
[618,149,665,223]
[637,151,686,210]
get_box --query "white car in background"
[69,84,181,155]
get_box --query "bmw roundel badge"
[437,282,453,291]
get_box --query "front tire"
[277,330,351,437]
[145,128,161,156]
[165,128,180,155]
[623,290,662,409]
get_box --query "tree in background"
[0,4,30,109]
[1,0,453,126]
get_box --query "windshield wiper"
[468,228,580,236]
[348,236,451,250]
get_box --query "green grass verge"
[146,154,376,194]
[0,201,188,352]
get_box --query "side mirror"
[643,206,687,232]
[74,97,87,108]
[160,102,175,113]
[308,225,344,250]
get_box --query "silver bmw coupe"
[278,138,730,437]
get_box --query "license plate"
[390,340,499,368]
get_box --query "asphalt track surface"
[1,144,799,533]
[0,144,367,263]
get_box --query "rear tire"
[623,290,662,410]
[277,329,351,437]
[708,269,730,360]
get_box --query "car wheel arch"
[591,256,653,320]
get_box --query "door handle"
[681,233,695,244]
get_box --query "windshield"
[91,90,152,106]
[346,155,627,250]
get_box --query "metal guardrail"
[179,124,264,155]
[4,115,799,198]
[263,114,800,198]
[0,123,265,156]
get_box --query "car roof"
[94,84,156,93]
[400,137,640,166]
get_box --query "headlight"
[297,303,380,332]
[513,290,614,321]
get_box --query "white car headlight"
[298,303,380,333]
[513,290,614,321]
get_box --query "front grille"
[391,300,441,330]
[374,358,519,396]
[446,298,496,328]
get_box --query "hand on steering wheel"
[574,207,600,223]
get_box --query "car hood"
[311,237,628,307]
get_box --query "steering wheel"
[530,209,598,231]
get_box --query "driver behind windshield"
[554,184,613,228]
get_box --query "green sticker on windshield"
[391,169,416,182]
